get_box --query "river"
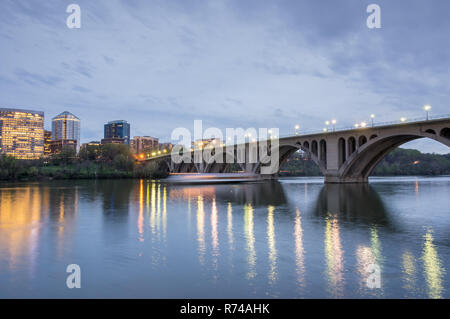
[0,176,449,298]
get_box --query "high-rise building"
[44,130,52,155]
[51,111,80,150]
[132,136,158,154]
[104,120,130,144]
[0,108,44,159]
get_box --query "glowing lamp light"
[424,105,432,111]
[361,122,367,128]
[400,117,406,122]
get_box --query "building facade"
[158,142,173,152]
[0,108,44,159]
[104,120,130,145]
[51,111,80,151]
[44,130,52,155]
[132,136,159,154]
[80,141,100,150]
[49,139,78,154]
[101,137,125,145]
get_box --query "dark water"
[0,177,449,298]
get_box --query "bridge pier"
[324,174,368,184]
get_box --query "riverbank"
[0,143,168,181]
[1,146,449,181]
[0,161,168,181]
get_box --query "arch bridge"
[142,117,450,183]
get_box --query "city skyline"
[1,1,450,153]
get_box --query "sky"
[0,0,449,153]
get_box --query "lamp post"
[370,114,375,127]
[295,125,300,135]
[331,119,336,131]
[325,120,330,132]
[424,105,431,120]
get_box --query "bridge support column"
[324,173,368,184]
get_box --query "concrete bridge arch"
[141,118,450,183]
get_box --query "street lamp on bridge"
[424,105,432,120]
[331,119,336,131]
[370,114,375,127]
[295,125,300,135]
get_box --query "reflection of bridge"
[143,117,450,183]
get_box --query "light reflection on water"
[0,177,449,298]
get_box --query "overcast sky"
[1,0,449,153]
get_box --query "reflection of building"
[132,136,158,154]
[51,111,80,150]
[104,120,130,145]
[101,137,125,145]
[0,108,44,159]
[44,130,52,155]
[50,139,77,154]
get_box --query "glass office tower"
[104,120,130,144]
[51,111,80,149]
[0,108,44,159]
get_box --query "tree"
[79,145,100,161]
[52,146,77,165]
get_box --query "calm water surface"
[0,176,449,298]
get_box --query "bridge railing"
[277,113,450,138]
[141,114,450,161]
